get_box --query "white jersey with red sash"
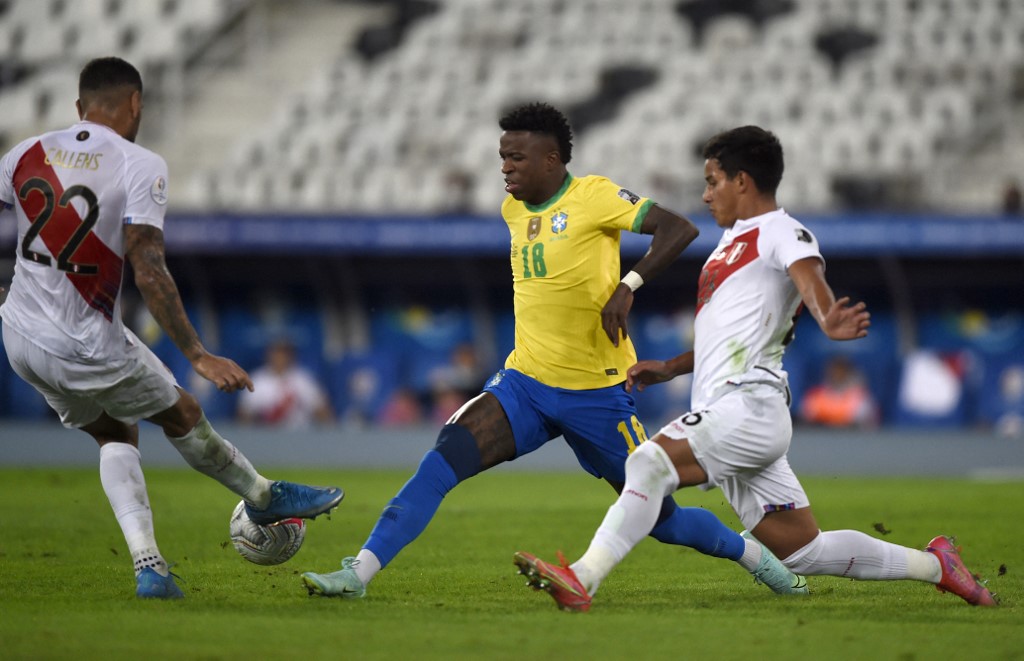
[0,121,168,361]
[691,208,822,409]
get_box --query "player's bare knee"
[625,441,679,498]
[84,413,138,447]
[448,393,515,469]
[152,388,202,437]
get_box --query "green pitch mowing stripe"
[0,469,1020,660]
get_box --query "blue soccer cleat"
[742,530,809,595]
[245,481,344,526]
[136,567,184,599]
[302,557,366,599]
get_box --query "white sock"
[99,443,167,577]
[165,415,272,507]
[354,549,382,586]
[906,549,943,583]
[737,538,764,573]
[572,442,679,594]
[783,530,922,581]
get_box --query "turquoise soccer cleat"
[302,557,366,599]
[742,530,809,595]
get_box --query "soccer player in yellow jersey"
[302,103,803,600]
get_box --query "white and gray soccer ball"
[229,500,306,566]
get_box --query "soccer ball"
[229,500,306,566]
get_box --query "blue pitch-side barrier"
[164,213,1024,256]
[4,213,1017,256]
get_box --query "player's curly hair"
[702,126,784,196]
[499,102,573,164]
[79,57,143,95]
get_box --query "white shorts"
[3,321,181,429]
[657,382,809,531]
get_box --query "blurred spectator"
[896,349,970,425]
[339,365,379,426]
[994,364,1024,438]
[428,342,486,401]
[799,355,878,428]
[1002,179,1022,216]
[439,169,475,216]
[430,384,469,425]
[425,342,486,423]
[237,339,334,428]
[377,387,425,427]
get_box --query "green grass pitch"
[1,468,1021,660]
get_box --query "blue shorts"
[483,369,649,482]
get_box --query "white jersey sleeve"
[0,137,37,206]
[760,216,823,272]
[123,150,168,229]
[0,146,13,205]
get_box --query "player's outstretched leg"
[741,531,809,595]
[302,557,366,599]
[925,535,999,606]
[136,567,184,599]
[246,481,345,526]
[513,551,592,612]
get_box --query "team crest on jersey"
[617,188,640,205]
[795,228,814,243]
[527,216,542,240]
[710,242,748,265]
[551,211,568,234]
[724,242,748,265]
[150,176,168,205]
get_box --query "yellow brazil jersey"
[501,173,655,389]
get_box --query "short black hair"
[499,102,573,164]
[702,126,784,196]
[79,57,143,97]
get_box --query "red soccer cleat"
[513,550,592,612]
[925,535,999,607]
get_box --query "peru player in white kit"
[516,126,997,610]
[0,58,343,599]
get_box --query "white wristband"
[620,270,644,292]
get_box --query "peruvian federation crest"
[551,211,568,234]
[527,216,542,240]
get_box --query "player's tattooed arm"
[124,225,253,392]
[124,224,205,361]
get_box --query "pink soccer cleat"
[925,535,999,607]
[513,550,592,612]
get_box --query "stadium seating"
[2,0,1020,212]
[0,0,250,151]
[151,0,1021,214]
